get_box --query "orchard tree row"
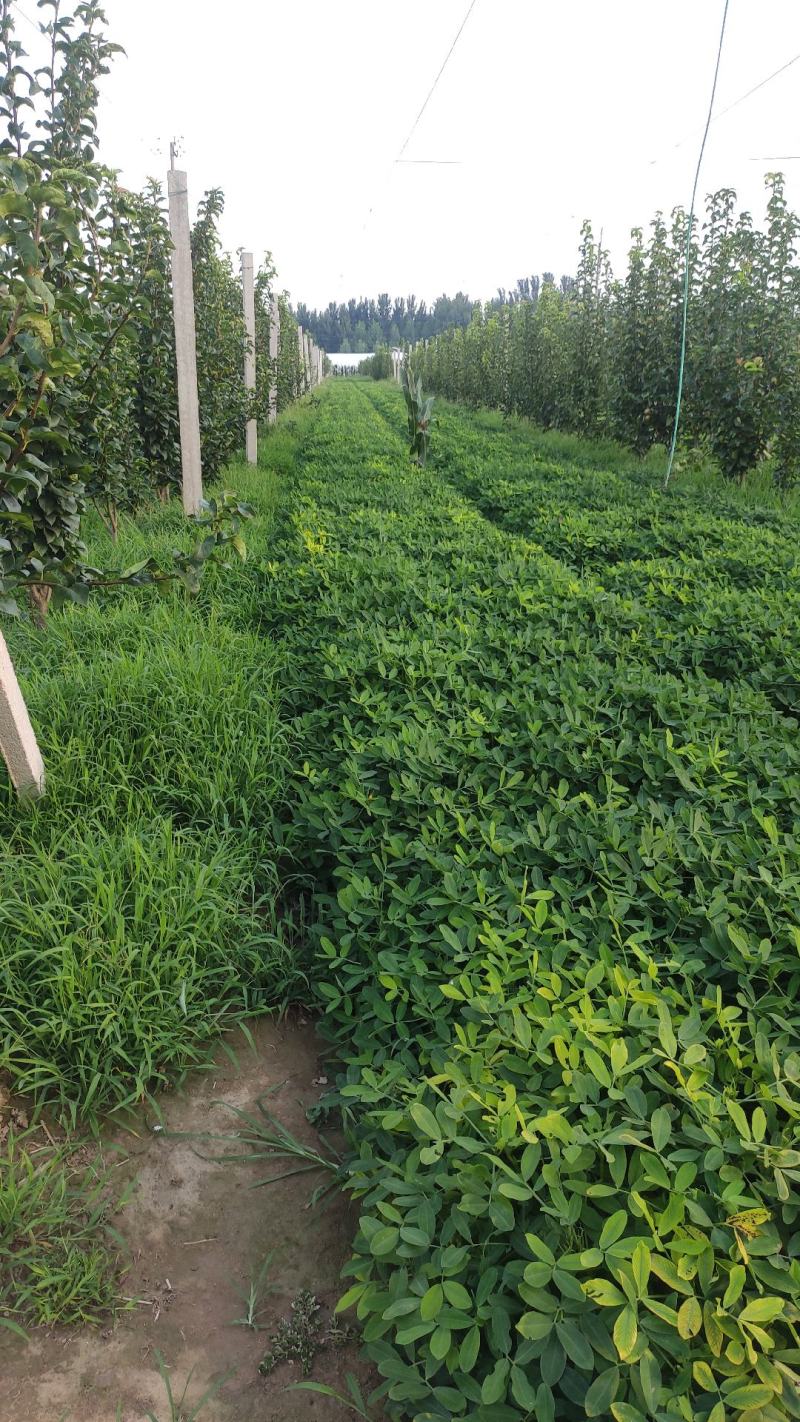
[0,0,306,617]
[414,178,800,486]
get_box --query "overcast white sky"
[53,0,800,308]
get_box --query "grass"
[140,1353,233,1422]
[0,1127,127,1328]
[0,454,309,1132]
[229,1250,277,1330]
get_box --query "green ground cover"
[0,457,302,1125]
[2,382,800,1420]
[255,381,800,1421]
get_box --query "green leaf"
[536,1384,555,1422]
[723,1266,746,1309]
[510,1366,538,1410]
[611,1406,648,1422]
[526,1233,556,1266]
[632,1242,650,1296]
[677,1297,702,1339]
[599,1210,628,1249]
[651,1106,671,1152]
[409,1102,441,1139]
[420,1283,443,1321]
[584,1047,611,1086]
[555,1320,593,1372]
[738,1296,784,1324]
[583,1277,628,1307]
[723,1383,775,1410]
[335,1284,365,1313]
[613,1305,638,1360]
[517,1311,553,1341]
[693,1360,717,1391]
[585,1365,621,1417]
[442,1280,471,1310]
[481,1359,509,1406]
[459,1325,480,1373]
[0,1317,29,1340]
[656,1002,677,1057]
[369,1226,398,1256]
[639,1352,661,1413]
[429,1325,451,1360]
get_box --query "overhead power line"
[354,0,479,255]
[11,1,40,31]
[651,49,800,167]
[712,50,800,125]
[395,0,479,163]
[664,0,730,491]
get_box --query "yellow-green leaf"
[613,1305,638,1360]
[677,1296,702,1339]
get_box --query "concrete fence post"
[0,630,45,799]
[268,296,279,424]
[297,324,306,393]
[167,169,203,516]
[241,251,257,464]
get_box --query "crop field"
[3,376,800,1421]
[3,1,800,1417]
[251,381,800,1421]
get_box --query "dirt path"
[0,1018,380,1422]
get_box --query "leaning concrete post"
[317,349,323,384]
[241,251,257,464]
[167,169,203,515]
[0,630,44,799]
[268,296,279,424]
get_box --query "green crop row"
[256,381,800,1422]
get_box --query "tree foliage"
[0,0,304,617]
[417,183,800,486]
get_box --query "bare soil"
[0,1017,381,1422]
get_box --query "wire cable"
[650,50,800,168]
[396,0,479,163]
[340,0,479,296]
[710,49,800,126]
[10,1,39,31]
[663,0,730,491]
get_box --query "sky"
[18,0,800,310]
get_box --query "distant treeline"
[296,278,572,353]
